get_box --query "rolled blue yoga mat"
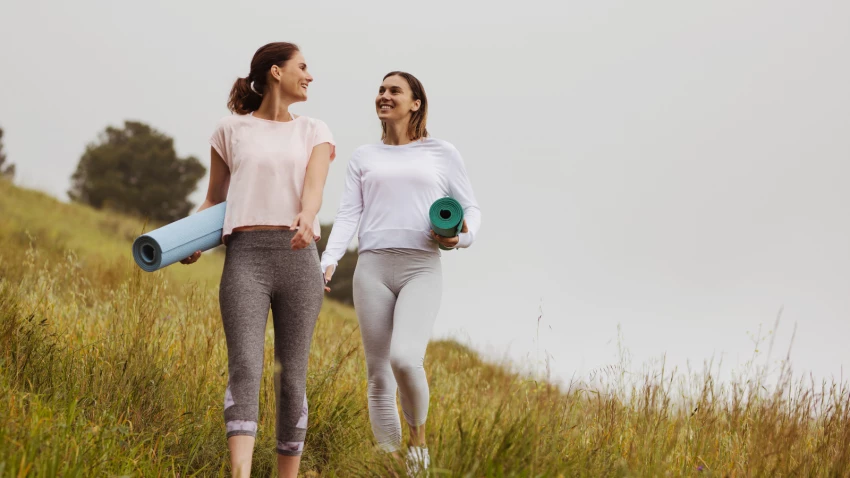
[429,197,464,251]
[132,202,227,272]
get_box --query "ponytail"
[227,77,263,115]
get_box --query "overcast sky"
[2,0,848,387]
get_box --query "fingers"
[461,219,469,233]
[181,251,201,264]
[289,215,302,248]
[431,230,446,244]
[430,231,459,248]
[299,229,311,248]
[290,227,313,250]
[322,265,336,292]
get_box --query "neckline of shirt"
[247,112,303,124]
[376,138,432,149]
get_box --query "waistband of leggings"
[226,229,313,250]
[361,248,439,258]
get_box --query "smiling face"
[270,51,312,102]
[376,74,421,122]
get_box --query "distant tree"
[0,126,15,179]
[68,121,205,223]
[316,223,358,305]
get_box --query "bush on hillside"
[68,121,205,223]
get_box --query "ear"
[411,99,421,112]
[270,65,282,82]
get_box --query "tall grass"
[1,179,848,477]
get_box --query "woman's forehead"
[382,75,408,89]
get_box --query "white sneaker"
[405,446,430,476]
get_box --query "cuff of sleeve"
[456,232,473,249]
[320,257,338,273]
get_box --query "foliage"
[68,121,205,223]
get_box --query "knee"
[367,366,396,394]
[274,365,298,390]
[390,352,423,380]
[229,358,264,386]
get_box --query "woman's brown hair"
[381,71,429,141]
[227,42,300,115]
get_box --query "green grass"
[1,179,848,477]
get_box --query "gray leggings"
[219,230,324,456]
[353,249,442,452]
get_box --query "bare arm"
[290,142,333,249]
[196,146,230,212]
[181,147,230,264]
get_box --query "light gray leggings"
[353,248,442,452]
[219,230,324,456]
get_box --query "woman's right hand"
[323,265,336,292]
[181,251,202,265]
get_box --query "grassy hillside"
[0,179,848,477]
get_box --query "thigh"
[271,243,324,354]
[220,250,273,367]
[353,252,398,368]
[391,257,442,356]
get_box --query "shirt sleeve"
[310,119,336,162]
[209,118,231,168]
[446,145,481,249]
[320,149,363,272]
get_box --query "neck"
[254,90,295,122]
[383,119,413,145]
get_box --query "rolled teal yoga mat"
[132,202,227,272]
[429,197,464,251]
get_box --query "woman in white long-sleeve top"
[320,71,481,472]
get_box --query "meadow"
[1,179,848,477]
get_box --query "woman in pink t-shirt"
[181,42,335,478]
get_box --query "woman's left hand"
[431,219,468,249]
[290,213,316,250]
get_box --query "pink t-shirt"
[209,113,336,242]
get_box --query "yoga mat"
[132,202,227,272]
[429,197,464,251]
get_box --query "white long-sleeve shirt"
[320,138,481,272]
